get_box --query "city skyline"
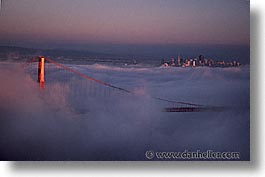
[162,54,242,68]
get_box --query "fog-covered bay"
[0,62,249,160]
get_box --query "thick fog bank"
[0,63,249,160]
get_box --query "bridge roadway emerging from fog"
[23,56,218,113]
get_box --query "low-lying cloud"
[0,62,250,160]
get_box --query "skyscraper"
[199,55,205,66]
[177,54,181,66]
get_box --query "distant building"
[216,60,225,67]
[192,59,200,67]
[177,54,181,66]
[199,55,205,66]
[192,60,196,67]
[206,59,214,66]
[186,60,192,67]
[171,58,175,66]
[163,62,169,67]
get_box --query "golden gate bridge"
[23,56,222,113]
